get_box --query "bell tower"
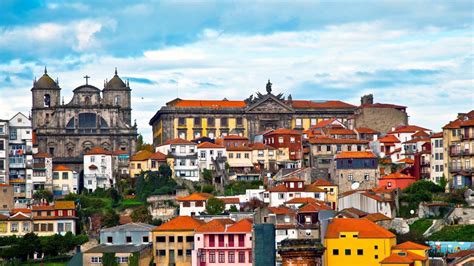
[31,67,61,129]
[102,68,132,125]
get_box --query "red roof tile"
[447,249,474,259]
[396,158,414,164]
[380,251,427,264]
[53,165,72,172]
[154,216,205,231]
[430,132,443,138]
[226,146,252,151]
[379,172,415,180]
[150,151,167,160]
[163,138,195,145]
[172,99,246,108]
[285,197,322,205]
[298,202,332,212]
[268,206,296,215]
[378,135,401,143]
[355,127,380,134]
[335,151,376,159]
[327,128,356,135]
[312,179,334,186]
[177,193,212,201]
[265,128,301,136]
[227,218,253,232]
[325,218,395,239]
[393,241,430,251]
[249,142,275,150]
[311,118,338,129]
[196,218,235,233]
[308,136,369,144]
[217,197,240,204]
[291,100,355,109]
[197,142,225,149]
[85,147,113,155]
[364,213,392,222]
[389,125,430,134]
[360,103,406,109]
[130,150,153,161]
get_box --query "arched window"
[44,94,51,107]
[114,95,121,105]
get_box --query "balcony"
[461,134,474,140]
[9,162,25,168]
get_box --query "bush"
[428,225,474,241]
[202,184,215,194]
[410,219,433,235]
[205,197,225,215]
[224,180,263,196]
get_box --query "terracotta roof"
[303,184,326,193]
[85,147,113,155]
[226,146,252,151]
[8,212,31,221]
[380,251,427,264]
[177,193,212,201]
[0,213,9,220]
[227,218,253,232]
[53,165,72,172]
[378,135,401,143]
[217,197,240,204]
[223,135,248,140]
[325,218,395,239]
[268,206,296,215]
[282,177,305,182]
[364,213,392,222]
[396,158,414,164]
[32,205,55,211]
[403,137,430,144]
[362,191,392,202]
[265,128,301,136]
[298,202,332,212]
[412,130,430,138]
[386,147,401,155]
[327,128,356,135]
[33,152,51,158]
[285,197,323,205]
[249,142,275,150]
[197,142,225,149]
[291,100,355,109]
[113,150,128,155]
[311,118,337,129]
[389,125,430,134]
[11,208,31,214]
[335,151,376,159]
[360,103,406,109]
[312,178,334,186]
[150,151,167,160]
[308,136,368,144]
[393,241,430,251]
[130,150,153,161]
[355,127,380,134]
[447,249,474,259]
[163,138,195,145]
[379,172,415,180]
[172,99,246,108]
[153,216,205,231]
[196,218,235,233]
[340,207,368,217]
[460,118,474,127]
[54,201,75,209]
[268,184,289,192]
[430,132,443,138]
[443,119,462,129]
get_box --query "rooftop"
[197,142,225,149]
[153,216,204,231]
[177,193,212,201]
[335,151,376,159]
[84,244,151,254]
[85,147,113,155]
[101,222,155,233]
[325,218,395,239]
[393,241,430,251]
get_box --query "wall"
[354,107,408,134]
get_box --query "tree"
[136,134,154,152]
[242,197,264,212]
[205,197,225,215]
[33,189,53,203]
[439,174,448,191]
[229,205,239,212]
[202,169,213,183]
[102,209,120,228]
[159,164,172,179]
[131,206,153,223]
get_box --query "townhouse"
[312,178,338,210]
[156,138,199,181]
[196,142,226,170]
[332,151,379,193]
[263,177,326,207]
[100,223,154,245]
[0,209,33,236]
[430,132,444,184]
[226,146,257,181]
[52,165,78,197]
[381,241,430,266]
[31,152,53,198]
[0,119,8,184]
[32,201,77,236]
[129,150,167,178]
[378,172,416,190]
[263,128,302,169]
[83,147,114,192]
[177,193,212,216]
[249,142,277,172]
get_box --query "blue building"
[100,223,154,245]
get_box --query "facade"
[349,94,409,134]
[31,201,77,236]
[152,216,204,266]
[0,120,8,184]
[83,244,152,266]
[249,142,276,172]
[0,210,33,236]
[312,178,338,210]
[100,222,154,245]
[31,68,137,171]
[31,152,53,198]
[381,241,429,266]
[277,239,325,266]
[129,150,167,178]
[443,111,474,188]
[332,151,378,193]
[177,193,211,216]
[263,128,303,169]
[197,142,226,170]
[324,218,396,266]
[149,81,356,145]
[430,132,445,184]
[226,146,256,181]
[378,172,416,190]
[8,112,33,203]
[0,184,14,211]
[338,189,396,218]
[83,147,114,192]
[192,218,253,266]
[156,138,199,181]
[52,165,78,196]
[263,178,326,207]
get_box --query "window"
[200,251,206,262]
[91,257,102,263]
[0,140,4,151]
[169,236,175,242]
[290,137,295,143]
[186,249,192,256]
[228,251,235,263]
[177,236,183,242]
[221,117,228,127]
[348,174,353,181]
[207,118,215,127]
[357,249,363,255]
[244,153,249,159]
[295,119,302,127]
[209,235,215,247]
[345,249,351,255]
[143,236,149,243]
[340,234,346,238]
[364,173,369,181]
[333,249,339,255]
[236,153,241,159]
[209,251,216,263]
[375,255,378,259]
[278,193,284,199]
[218,235,224,247]
[374,245,378,250]
[107,236,113,243]
[116,257,128,263]
[236,117,243,126]
[126,236,132,243]
[218,251,225,263]
[53,172,59,180]
[194,117,201,127]
[9,129,17,140]
[156,236,166,242]
[10,222,18,232]
[62,172,68,179]
[228,234,234,246]
[229,153,233,159]
[249,251,252,262]
[157,250,166,256]
[311,118,317,126]
[238,234,245,247]
[186,236,194,242]
[22,222,29,232]
[178,117,186,126]
[278,137,284,143]
[178,250,183,256]
[238,251,245,263]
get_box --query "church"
[31,68,137,171]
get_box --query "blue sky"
[0,0,472,141]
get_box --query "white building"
[156,138,199,181]
[176,193,211,216]
[31,152,53,198]
[263,178,326,207]
[337,189,395,218]
[83,147,114,192]
[0,119,8,184]
[196,141,226,170]
[8,113,33,203]
[430,132,444,184]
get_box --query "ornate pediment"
[245,94,294,114]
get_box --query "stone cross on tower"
[84,75,90,85]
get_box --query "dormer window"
[297,182,303,188]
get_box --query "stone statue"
[266,79,272,94]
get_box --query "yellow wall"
[172,117,248,141]
[317,185,338,209]
[391,249,428,266]
[52,170,75,194]
[324,233,396,266]
[0,221,32,236]
[152,230,194,266]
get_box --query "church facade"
[31,68,137,170]
[149,81,357,145]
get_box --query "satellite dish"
[410,210,415,215]
[351,182,360,190]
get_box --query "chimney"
[360,94,374,105]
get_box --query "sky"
[0,0,473,142]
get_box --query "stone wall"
[354,107,408,133]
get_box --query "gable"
[245,95,294,114]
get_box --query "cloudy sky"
[0,0,472,142]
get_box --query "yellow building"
[129,150,167,178]
[52,165,78,196]
[442,111,474,188]
[380,241,429,266]
[312,178,338,210]
[324,218,396,266]
[250,142,277,171]
[152,216,204,266]
[0,210,32,236]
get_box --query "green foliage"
[33,190,53,203]
[224,180,263,196]
[447,188,467,205]
[135,169,177,201]
[428,225,474,241]
[229,205,239,212]
[102,252,118,266]
[409,219,433,235]
[102,209,120,228]
[131,205,153,223]
[400,180,445,207]
[129,252,140,266]
[202,169,213,183]
[439,174,447,190]
[390,229,427,245]
[136,134,154,152]
[205,197,225,215]
[201,184,215,194]
[151,218,163,226]
[121,198,143,208]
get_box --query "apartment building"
[156,138,199,181]
[430,132,444,184]
[83,147,114,192]
[0,120,8,184]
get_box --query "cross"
[84,75,90,85]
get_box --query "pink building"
[192,218,253,266]
[378,172,416,190]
